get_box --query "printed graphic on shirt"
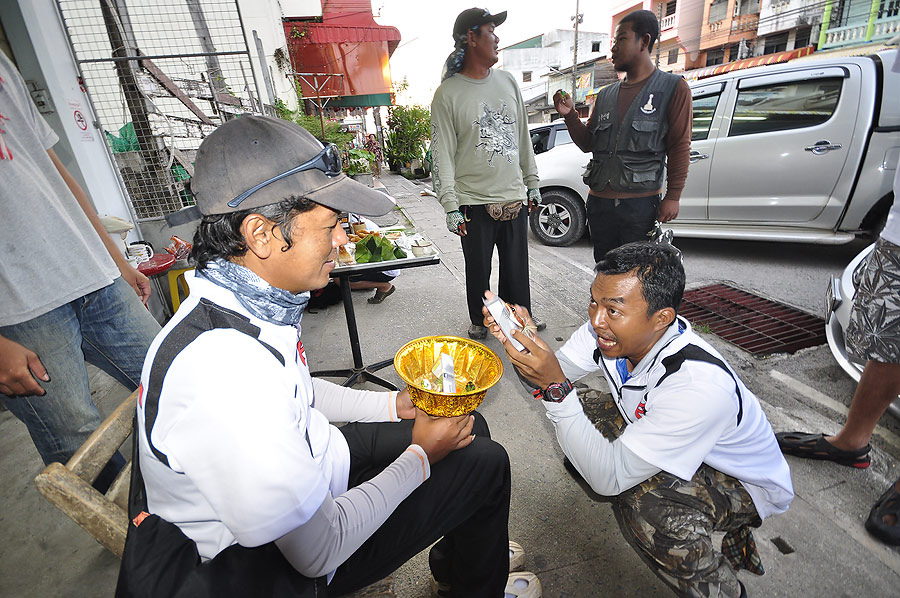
[430,122,442,193]
[640,93,657,115]
[473,102,518,166]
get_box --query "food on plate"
[337,245,354,265]
[354,234,407,263]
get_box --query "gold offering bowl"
[394,336,503,417]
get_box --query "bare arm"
[47,149,151,304]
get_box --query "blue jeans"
[1,277,160,479]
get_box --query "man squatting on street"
[554,10,692,263]
[431,8,545,340]
[116,116,539,598]
[483,243,794,598]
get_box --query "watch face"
[548,385,565,400]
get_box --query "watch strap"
[540,378,574,402]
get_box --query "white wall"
[281,0,322,17]
[238,0,309,112]
[758,0,823,36]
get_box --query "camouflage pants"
[587,395,763,598]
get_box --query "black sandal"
[775,432,871,468]
[866,484,900,546]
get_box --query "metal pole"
[315,75,326,140]
[572,0,580,99]
[656,1,663,67]
[865,0,881,41]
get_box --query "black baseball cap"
[453,7,507,38]
[167,116,393,225]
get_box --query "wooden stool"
[34,390,136,557]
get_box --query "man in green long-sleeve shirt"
[431,7,545,339]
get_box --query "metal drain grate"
[680,283,826,355]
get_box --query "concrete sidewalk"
[2,171,899,597]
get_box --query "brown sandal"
[368,285,395,304]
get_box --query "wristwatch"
[533,378,574,402]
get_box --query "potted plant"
[385,104,430,178]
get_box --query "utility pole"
[571,0,583,99]
[655,1,662,67]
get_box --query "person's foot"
[865,480,900,546]
[775,432,871,468]
[468,323,488,340]
[367,285,395,304]
[531,315,547,332]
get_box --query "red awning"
[285,21,401,56]
[683,46,816,82]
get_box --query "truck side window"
[554,128,573,146]
[729,77,843,137]
[531,129,551,154]
[692,93,721,141]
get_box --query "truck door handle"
[689,150,709,164]
[804,140,843,155]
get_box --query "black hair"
[190,196,317,269]
[619,10,660,53]
[594,242,685,316]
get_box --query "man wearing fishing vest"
[553,10,692,263]
[482,243,793,598]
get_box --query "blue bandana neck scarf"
[441,33,468,81]
[198,258,310,327]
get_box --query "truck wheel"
[529,189,586,247]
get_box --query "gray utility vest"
[584,69,681,194]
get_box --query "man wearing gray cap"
[117,116,537,597]
[431,7,545,341]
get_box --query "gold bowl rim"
[393,335,503,396]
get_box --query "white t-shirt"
[137,274,415,560]
[553,318,794,520]
[0,51,119,326]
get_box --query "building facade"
[609,0,706,72]
[498,29,609,105]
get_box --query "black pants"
[460,205,531,325]
[586,194,661,264]
[329,412,511,597]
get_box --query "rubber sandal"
[509,540,525,572]
[505,571,541,598]
[367,285,395,304]
[775,432,870,468]
[865,484,900,546]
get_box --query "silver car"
[529,48,900,247]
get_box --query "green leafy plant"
[345,148,376,175]
[385,104,430,169]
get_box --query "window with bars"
[668,48,679,64]
[666,1,678,16]
[55,0,264,220]
[706,48,725,66]
[708,0,728,23]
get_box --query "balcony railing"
[821,14,900,48]
[661,14,676,30]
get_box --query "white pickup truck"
[530,47,900,246]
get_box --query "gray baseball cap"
[167,115,394,225]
